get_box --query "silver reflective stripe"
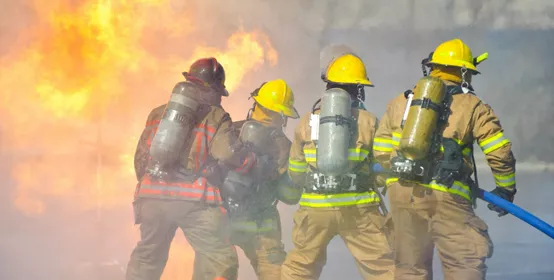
[288,162,307,169]
[348,151,368,161]
[305,152,316,161]
[480,134,509,153]
[300,192,378,204]
[373,142,393,149]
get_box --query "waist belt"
[307,173,368,194]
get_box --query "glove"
[487,187,517,217]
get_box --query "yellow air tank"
[399,76,447,161]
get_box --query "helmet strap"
[421,52,433,77]
[422,64,429,77]
[246,103,255,120]
[280,111,287,128]
[460,66,470,94]
[357,85,365,102]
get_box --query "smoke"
[1,0,554,279]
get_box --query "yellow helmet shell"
[323,53,373,86]
[253,79,299,119]
[429,38,480,72]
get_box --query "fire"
[0,0,277,277]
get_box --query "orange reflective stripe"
[192,123,216,171]
[197,123,216,133]
[145,119,160,127]
[138,176,222,202]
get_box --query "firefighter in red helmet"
[128,57,272,280]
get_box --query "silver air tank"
[238,120,272,154]
[316,88,352,176]
[149,82,200,175]
[221,120,272,206]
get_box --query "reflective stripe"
[392,133,401,146]
[494,173,516,187]
[231,218,276,233]
[386,177,399,186]
[192,124,216,172]
[373,138,394,152]
[304,149,316,163]
[385,177,471,201]
[302,148,370,162]
[299,191,380,207]
[145,119,160,127]
[137,176,222,203]
[288,159,308,173]
[479,132,510,154]
[348,148,370,161]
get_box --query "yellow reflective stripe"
[494,173,516,187]
[288,159,308,172]
[348,148,370,161]
[427,181,471,201]
[392,133,401,146]
[303,148,370,162]
[299,191,380,207]
[385,177,398,186]
[479,132,510,154]
[231,218,276,233]
[385,177,471,201]
[303,149,316,162]
[373,137,394,152]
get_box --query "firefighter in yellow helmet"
[194,79,299,280]
[373,38,516,279]
[281,53,395,280]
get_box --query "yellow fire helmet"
[427,38,489,73]
[252,79,299,119]
[322,53,373,86]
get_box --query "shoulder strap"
[312,98,322,113]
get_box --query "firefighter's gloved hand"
[487,187,517,217]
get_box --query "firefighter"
[373,38,517,279]
[281,53,395,280]
[127,57,269,280]
[194,79,300,280]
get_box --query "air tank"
[221,121,270,204]
[238,120,272,155]
[399,76,447,160]
[149,82,200,174]
[316,88,352,176]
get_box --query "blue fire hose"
[372,164,554,239]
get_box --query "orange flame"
[0,0,277,277]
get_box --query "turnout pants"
[388,182,493,280]
[194,206,286,280]
[125,198,238,280]
[281,205,395,280]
